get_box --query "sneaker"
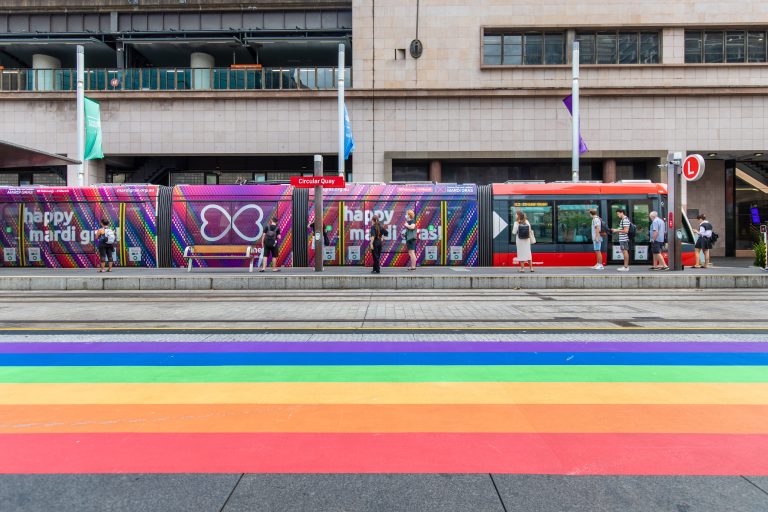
[591,264,600,269]
[595,264,604,270]
[616,266,629,272]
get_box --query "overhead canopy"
[0,140,79,169]
[246,37,350,66]
[0,37,115,68]
[119,36,251,67]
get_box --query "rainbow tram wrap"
[171,184,294,269]
[308,183,479,267]
[0,185,158,268]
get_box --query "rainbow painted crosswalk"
[0,340,767,474]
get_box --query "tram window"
[632,203,651,243]
[509,201,553,244]
[557,202,599,243]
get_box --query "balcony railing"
[0,67,352,92]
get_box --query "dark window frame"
[685,29,768,63]
[575,30,661,64]
[483,31,566,66]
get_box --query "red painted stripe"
[2,433,767,475]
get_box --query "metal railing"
[0,66,352,92]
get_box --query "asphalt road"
[1,289,767,511]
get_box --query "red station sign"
[682,154,706,182]
[290,176,346,188]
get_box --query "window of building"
[509,201,554,244]
[556,202,599,243]
[576,31,660,64]
[483,32,565,65]
[685,30,768,63]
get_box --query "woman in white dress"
[512,210,536,272]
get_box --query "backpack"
[627,221,637,242]
[264,224,278,247]
[599,218,610,237]
[517,223,530,239]
[98,227,115,246]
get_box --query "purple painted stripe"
[0,341,765,354]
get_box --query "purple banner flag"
[563,95,588,154]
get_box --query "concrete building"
[0,0,766,256]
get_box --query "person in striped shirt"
[612,209,631,272]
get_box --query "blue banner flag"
[344,103,355,160]
[562,95,588,154]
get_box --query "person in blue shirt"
[649,211,668,271]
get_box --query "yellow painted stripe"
[0,382,765,405]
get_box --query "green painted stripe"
[0,365,766,384]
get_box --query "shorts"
[406,239,417,251]
[592,240,602,251]
[651,241,664,254]
[619,241,630,252]
[263,244,278,259]
[98,244,114,263]
[695,237,711,250]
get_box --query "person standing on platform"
[590,209,605,270]
[649,211,668,271]
[612,209,631,272]
[512,210,535,272]
[369,215,388,274]
[404,209,417,271]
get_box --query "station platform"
[0,258,764,290]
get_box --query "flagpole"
[337,43,345,178]
[571,41,580,183]
[76,45,85,186]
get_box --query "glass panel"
[509,201,554,244]
[685,31,703,63]
[544,33,565,64]
[502,34,522,65]
[596,32,618,64]
[639,32,660,63]
[618,33,638,64]
[726,31,746,62]
[632,203,651,243]
[557,202,599,243]
[576,34,595,64]
[483,35,502,65]
[748,32,767,62]
[523,33,543,64]
[704,31,724,63]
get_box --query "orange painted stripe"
[1,404,766,434]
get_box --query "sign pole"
[571,41,580,183]
[314,155,324,273]
[76,45,85,186]
[337,43,345,179]
[667,152,683,271]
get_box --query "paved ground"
[0,289,767,511]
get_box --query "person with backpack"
[369,214,388,274]
[95,218,116,273]
[611,209,632,272]
[589,209,605,270]
[512,210,536,272]
[259,216,281,272]
[694,214,715,269]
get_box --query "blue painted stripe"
[0,352,766,367]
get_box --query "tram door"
[606,199,654,265]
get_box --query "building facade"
[0,0,766,256]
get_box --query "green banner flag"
[83,96,103,160]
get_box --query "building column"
[32,54,61,91]
[429,160,442,182]
[191,52,214,90]
[67,160,105,186]
[602,159,617,183]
